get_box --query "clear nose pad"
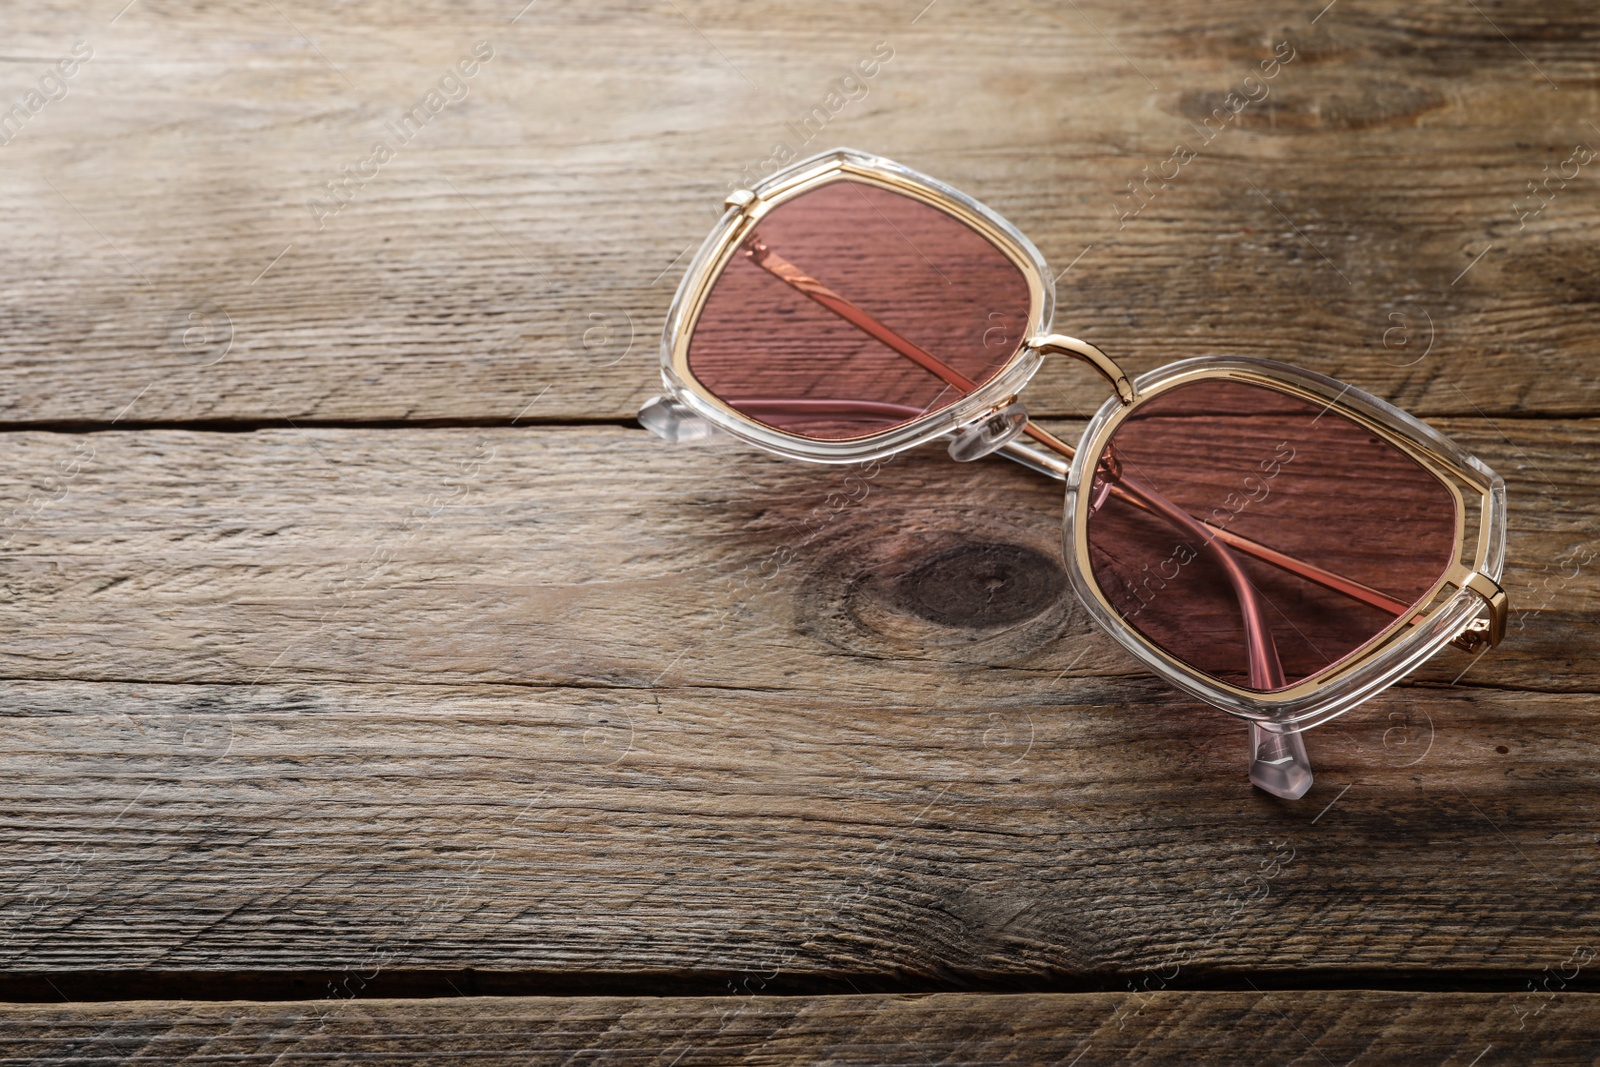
[947,401,1030,462]
[1248,721,1315,800]
[637,396,725,444]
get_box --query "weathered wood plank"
[0,991,1597,1065]
[0,1,1597,425]
[0,418,1591,980]
[0,419,1589,695]
[0,674,1595,978]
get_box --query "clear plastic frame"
[641,147,1510,800]
[655,147,1056,463]
[1063,357,1508,732]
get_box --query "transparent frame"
[1063,357,1507,732]
[658,148,1055,463]
[642,146,1510,800]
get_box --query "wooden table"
[3,0,1597,1062]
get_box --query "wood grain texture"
[0,422,1594,982]
[0,419,1590,694]
[4,676,1600,984]
[1,0,1598,1058]
[0,1,1598,425]
[1,991,1598,1065]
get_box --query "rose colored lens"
[1083,378,1459,692]
[686,177,1032,441]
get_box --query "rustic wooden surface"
[5,992,1600,1065]
[3,0,1599,1061]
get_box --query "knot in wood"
[893,542,1066,629]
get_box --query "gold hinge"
[1450,617,1493,653]
[1451,572,1508,652]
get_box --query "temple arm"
[743,238,1406,620]
[745,239,1316,797]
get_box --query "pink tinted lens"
[1084,378,1459,692]
[687,177,1032,441]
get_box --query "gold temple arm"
[742,236,1420,621]
[746,238,982,394]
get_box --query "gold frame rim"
[665,151,1052,450]
[1067,362,1495,705]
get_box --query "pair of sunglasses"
[639,148,1508,799]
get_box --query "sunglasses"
[639,147,1509,799]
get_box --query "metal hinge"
[1450,616,1494,653]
